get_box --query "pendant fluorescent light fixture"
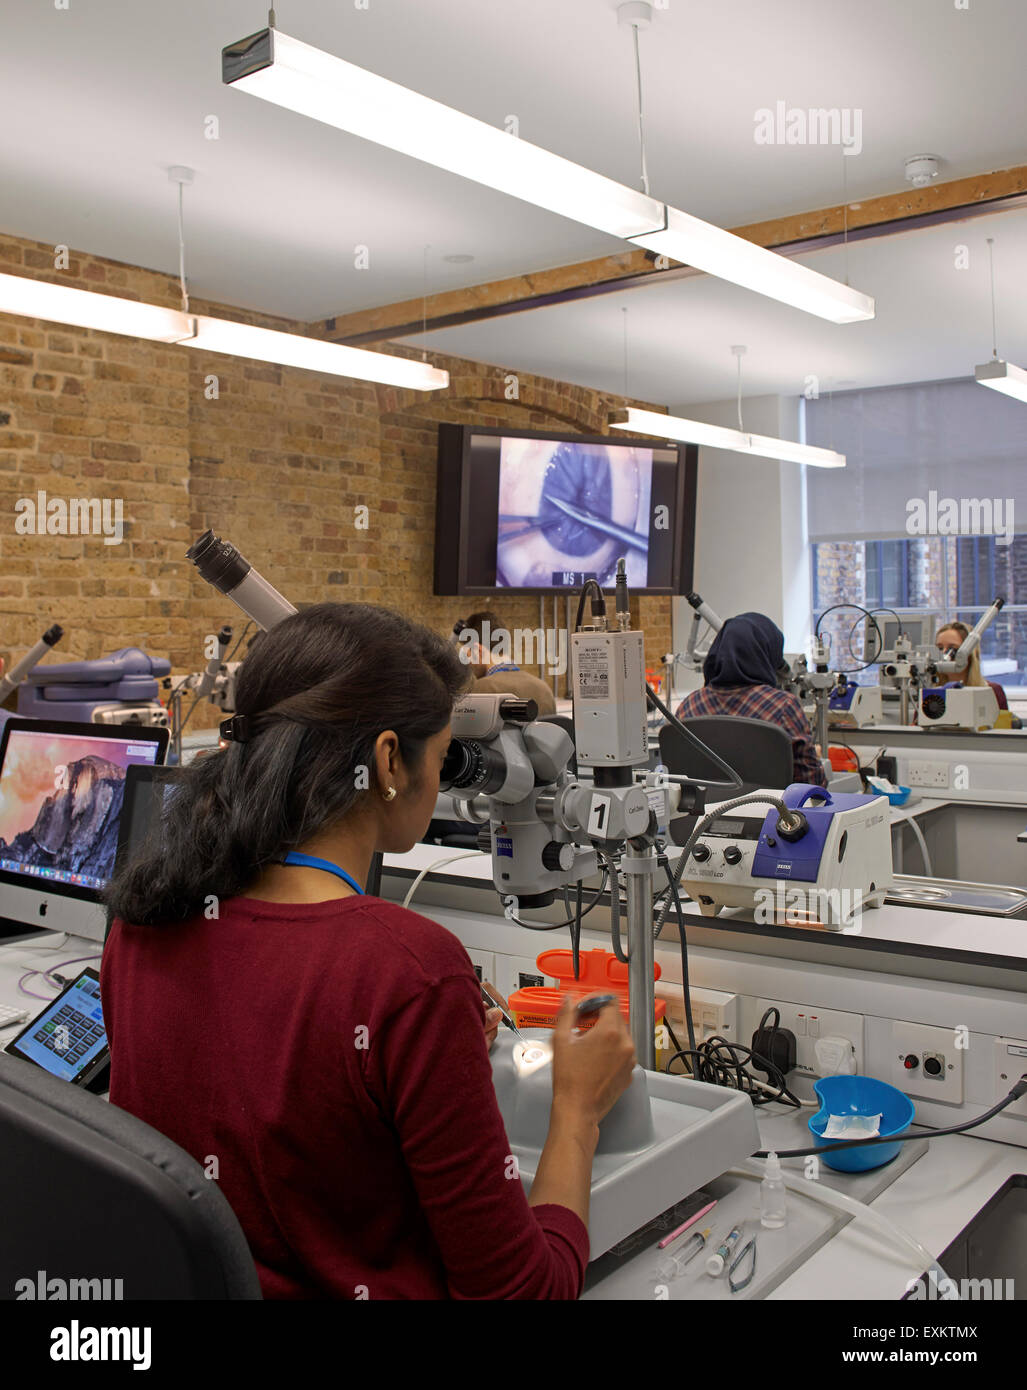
[221,26,875,325]
[178,315,448,389]
[610,405,846,467]
[0,171,447,391]
[609,347,846,468]
[0,272,446,391]
[0,272,193,343]
[0,273,447,391]
[974,238,1027,404]
[975,357,1027,403]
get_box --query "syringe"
[656,1227,713,1281]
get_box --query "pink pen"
[658,1200,718,1250]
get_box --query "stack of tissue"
[823,1112,882,1139]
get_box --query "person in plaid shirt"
[674,611,827,788]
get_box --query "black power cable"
[505,868,609,932]
[754,1074,1027,1159]
[813,603,883,674]
[657,854,697,1057]
[667,1009,803,1109]
[645,680,743,791]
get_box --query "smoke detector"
[904,154,941,188]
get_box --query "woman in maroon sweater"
[101,603,634,1299]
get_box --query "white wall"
[673,393,812,659]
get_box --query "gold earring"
[382,786,397,802]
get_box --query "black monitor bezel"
[433,422,698,598]
[109,763,385,910]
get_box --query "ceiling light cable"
[422,244,430,361]
[987,237,998,360]
[622,305,629,397]
[176,180,190,314]
[842,155,850,288]
[630,20,651,198]
[731,344,747,435]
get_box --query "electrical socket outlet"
[906,760,950,789]
[465,949,496,987]
[656,983,738,1044]
[994,1038,1027,1119]
[890,1020,964,1102]
[756,997,864,1077]
[503,956,550,1000]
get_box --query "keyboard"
[0,1002,30,1029]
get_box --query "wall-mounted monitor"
[434,423,697,596]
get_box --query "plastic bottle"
[760,1152,787,1228]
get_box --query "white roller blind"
[805,377,1027,542]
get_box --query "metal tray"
[886,874,1027,917]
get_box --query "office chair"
[0,1053,261,1299]
[659,715,793,797]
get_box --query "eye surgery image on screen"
[496,438,653,590]
[0,729,160,892]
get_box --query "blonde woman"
[935,621,1009,712]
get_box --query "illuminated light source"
[179,314,449,389]
[609,406,846,468]
[222,28,665,241]
[975,358,1027,405]
[222,28,875,325]
[628,207,875,325]
[513,1039,553,1076]
[0,273,448,390]
[0,272,192,343]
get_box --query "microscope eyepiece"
[497,698,538,724]
[440,738,508,796]
[186,529,251,594]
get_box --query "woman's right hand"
[550,994,636,1128]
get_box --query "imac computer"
[0,718,168,943]
[112,765,385,901]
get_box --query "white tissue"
[823,1112,882,1139]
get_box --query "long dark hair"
[105,603,468,926]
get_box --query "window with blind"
[804,379,1027,692]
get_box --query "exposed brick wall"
[1,232,673,724]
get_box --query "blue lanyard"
[281,851,365,895]
[488,663,520,674]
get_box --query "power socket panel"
[656,984,738,1045]
[890,1020,964,1102]
[906,759,950,789]
[502,955,550,1000]
[755,997,864,1078]
[994,1038,1027,1119]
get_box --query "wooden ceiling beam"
[316,164,1027,346]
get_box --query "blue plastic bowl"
[808,1075,915,1172]
[885,785,912,806]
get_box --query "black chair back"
[659,715,793,796]
[0,1053,261,1300]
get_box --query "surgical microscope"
[187,531,808,1064]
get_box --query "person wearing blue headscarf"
[675,612,826,787]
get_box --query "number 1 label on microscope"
[588,794,612,837]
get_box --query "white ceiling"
[401,206,1027,406]
[2,0,1027,334]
